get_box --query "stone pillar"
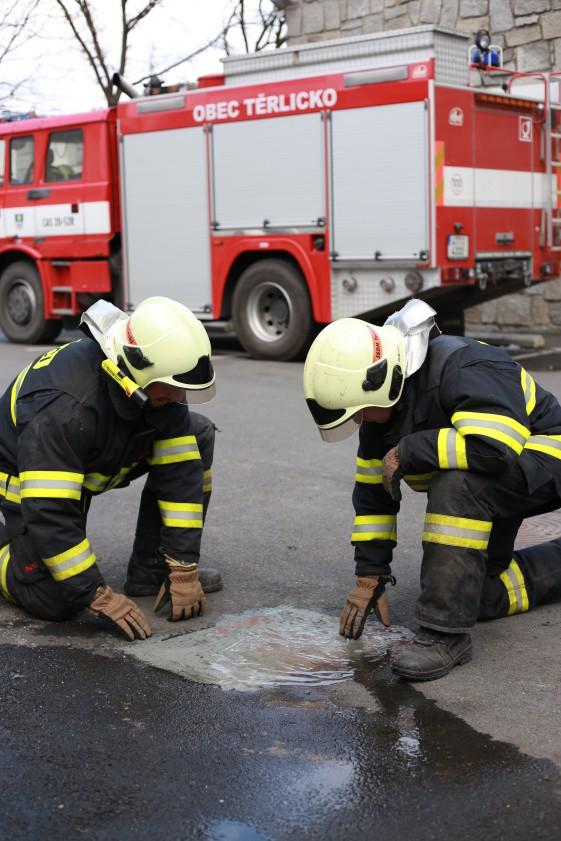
[283,0,561,336]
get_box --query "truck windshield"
[45,129,83,182]
[10,136,34,185]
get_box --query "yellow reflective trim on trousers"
[0,472,21,504]
[437,428,468,469]
[500,558,529,615]
[351,514,397,542]
[83,472,110,493]
[106,464,137,490]
[524,435,561,460]
[452,411,529,455]
[355,457,383,484]
[158,500,204,528]
[203,468,212,493]
[521,368,536,416]
[20,470,84,500]
[149,435,201,466]
[423,512,491,550]
[0,545,13,602]
[404,472,435,492]
[10,363,32,425]
[43,538,96,581]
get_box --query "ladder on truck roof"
[507,71,561,253]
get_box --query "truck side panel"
[211,112,325,229]
[120,127,212,312]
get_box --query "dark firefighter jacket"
[0,338,205,607]
[353,334,561,576]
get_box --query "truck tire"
[232,259,313,361]
[0,262,62,344]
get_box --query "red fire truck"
[0,25,560,359]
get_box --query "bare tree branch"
[53,0,168,105]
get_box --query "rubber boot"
[391,628,472,681]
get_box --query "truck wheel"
[232,259,313,361]
[0,262,61,344]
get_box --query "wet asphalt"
[1,332,561,840]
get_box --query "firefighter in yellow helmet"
[304,300,561,681]
[0,296,220,640]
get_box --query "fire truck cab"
[0,110,119,343]
[0,25,560,358]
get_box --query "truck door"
[329,100,429,261]
[4,133,37,239]
[35,128,85,245]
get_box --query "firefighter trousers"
[0,412,215,623]
[417,461,561,634]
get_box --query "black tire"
[232,259,313,361]
[0,261,62,343]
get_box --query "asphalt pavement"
[1,332,561,840]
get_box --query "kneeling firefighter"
[304,299,561,681]
[0,296,221,640]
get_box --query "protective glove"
[382,446,403,502]
[90,585,151,641]
[154,557,206,621]
[339,575,396,639]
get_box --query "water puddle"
[129,606,413,691]
[206,820,270,841]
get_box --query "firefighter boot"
[391,628,472,681]
[124,552,222,596]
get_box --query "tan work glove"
[382,446,403,502]
[154,557,206,621]
[339,575,395,639]
[90,585,151,641]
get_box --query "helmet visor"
[184,381,216,404]
[173,355,214,386]
[306,399,361,443]
[318,414,361,443]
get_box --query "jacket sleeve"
[145,405,205,565]
[352,422,399,577]
[398,355,531,476]
[16,393,104,608]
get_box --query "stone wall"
[283,0,561,336]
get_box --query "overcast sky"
[3,0,277,115]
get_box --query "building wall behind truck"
[284,0,561,336]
